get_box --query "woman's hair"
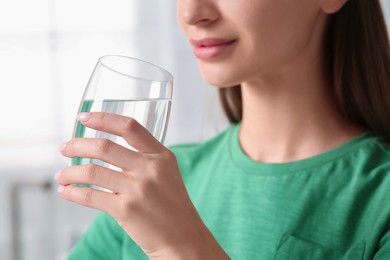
[219,0,390,142]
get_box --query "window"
[0,0,137,167]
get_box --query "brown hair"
[219,0,390,141]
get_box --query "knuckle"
[96,112,105,120]
[97,139,113,154]
[96,113,108,126]
[81,189,93,203]
[146,158,161,174]
[164,150,177,163]
[85,164,99,182]
[124,117,138,132]
[148,155,169,174]
[63,185,94,205]
[63,185,75,198]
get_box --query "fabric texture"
[68,124,390,259]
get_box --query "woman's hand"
[56,112,228,259]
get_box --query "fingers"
[61,138,139,171]
[56,164,132,193]
[58,184,117,215]
[77,112,165,153]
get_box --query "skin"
[178,0,364,163]
[57,0,363,259]
[57,113,226,259]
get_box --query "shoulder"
[351,135,390,203]
[348,134,390,182]
[372,137,390,159]
[358,135,390,172]
[167,124,237,169]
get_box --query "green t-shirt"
[68,124,390,259]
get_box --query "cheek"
[188,1,323,86]
[242,1,322,68]
[176,1,187,35]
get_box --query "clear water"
[71,99,171,166]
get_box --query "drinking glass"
[71,55,173,169]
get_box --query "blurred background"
[0,1,389,260]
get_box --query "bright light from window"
[0,0,50,33]
[55,0,137,31]
[0,1,138,168]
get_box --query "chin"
[198,63,242,88]
[203,77,238,88]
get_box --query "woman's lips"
[190,38,237,60]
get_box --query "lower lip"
[193,41,236,60]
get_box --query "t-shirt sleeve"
[67,212,124,260]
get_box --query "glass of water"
[71,55,173,168]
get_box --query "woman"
[56,0,390,259]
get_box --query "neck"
[239,55,365,163]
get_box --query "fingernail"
[59,142,67,152]
[54,170,61,180]
[77,112,91,122]
[57,185,65,193]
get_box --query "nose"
[178,0,219,26]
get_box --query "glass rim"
[98,55,174,84]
